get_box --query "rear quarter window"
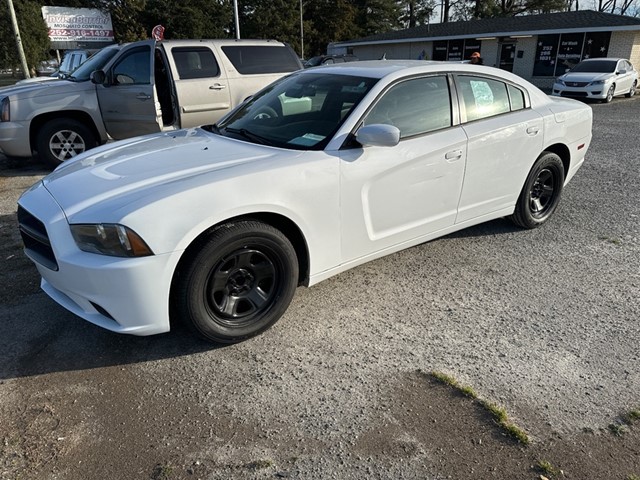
[221,45,301,74]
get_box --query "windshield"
[215,72,378,150]
[68,46,120,81]
[571,60,617,73]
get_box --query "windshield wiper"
[223,127,275,146]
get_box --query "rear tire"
[509,152,564,229]
[36,118,97,167]
[174,221,298,344]
[625,80,637,98]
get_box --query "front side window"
[458,76,510,122]
[112,48,150,85]
[172,47,219,79]
[363,75,451,138]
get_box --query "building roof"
[336,10,640,46]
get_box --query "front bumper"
[551,83,609,100]
[0,120,32,157]
[18,181,182,336]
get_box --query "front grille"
[17,206,58,271]
[561,91,588,98]
[566,82,589,87]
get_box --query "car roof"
[580,57,625,62]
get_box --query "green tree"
[352,0,402,35]
[241,0,302,50]
[399,0,437,28]
[303,0,358,56]
[142,0,232,39]
[0,0,50,74]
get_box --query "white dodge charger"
[18,61,593,343]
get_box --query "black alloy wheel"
[175,220,298,343]
[509,152,565,229]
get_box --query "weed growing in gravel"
[428,370,530,445]
[608,422,629,436]
[598,235,622,245]
[247,459,274,470]
[536,459,561,478]
[626,475,640,480]
[623,408,640,424]
[151,463,173,480]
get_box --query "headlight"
[556,79,566,86]
[0,97,9,122]
[589,80,606,85]
[70,224,153,257]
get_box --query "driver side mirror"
[356,124,400,147]
[90,70,106,85]
[617,69,627,75]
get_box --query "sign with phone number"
[49,29,113,38]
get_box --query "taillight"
[0,97,9,122]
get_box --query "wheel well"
[29,111,101,153]
[175,213,310,288]
[544,144,570,179]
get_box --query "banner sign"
[41,6,114,43]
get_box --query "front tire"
[605,85,615,103]
[509,152,565,229]
[36,118,97,167]
[175,221,298,344]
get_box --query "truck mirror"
[90,70,107,85]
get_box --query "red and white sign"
[152,25,165,41]
[41,6,114,43]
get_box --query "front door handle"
[136,93,152,100]
[526,126,540,135]
[445,149,463,161]
[209,84,227,90]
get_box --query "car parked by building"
[552,57,637,102]
[18,60,592,344]
[0,39,302,166]
[304,54,358,67]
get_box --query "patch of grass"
[623,408,640,425]
[598,235,622,245]
[608,422,629,437]
[428,370,530,445]
[151,463,173,480]
[626,475,640,480]
[536,459,561,478]
[247,459,274,470]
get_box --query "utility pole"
[6,0,31,79]
[233,0,240,39]
[300,0,304,58]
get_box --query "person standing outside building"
[469,52,483,64]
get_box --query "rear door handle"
[136,93,152,100]
[445,149,463,161]
[526,126,540,135]
[209,84,227,90]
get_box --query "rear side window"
[172,47,220,79]
[508,84,525,111]
[221,45,301,74]
[458,76,510,122]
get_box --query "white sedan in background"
[18,61,593,343]
[552,57,638,102]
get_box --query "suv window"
[364,75,451,138]
[221,45,301,74]
[172,47,220,79]
[458,76,510,122]
[112,48,150,85]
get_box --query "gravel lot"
[1,97,639,479]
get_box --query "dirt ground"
[1,96,639,480]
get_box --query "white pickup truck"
[0,39,302,166]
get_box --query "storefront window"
[533,32,611,77]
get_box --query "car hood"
[0,78,88,97]
[42,128,301,219]
[560,72,613,83]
